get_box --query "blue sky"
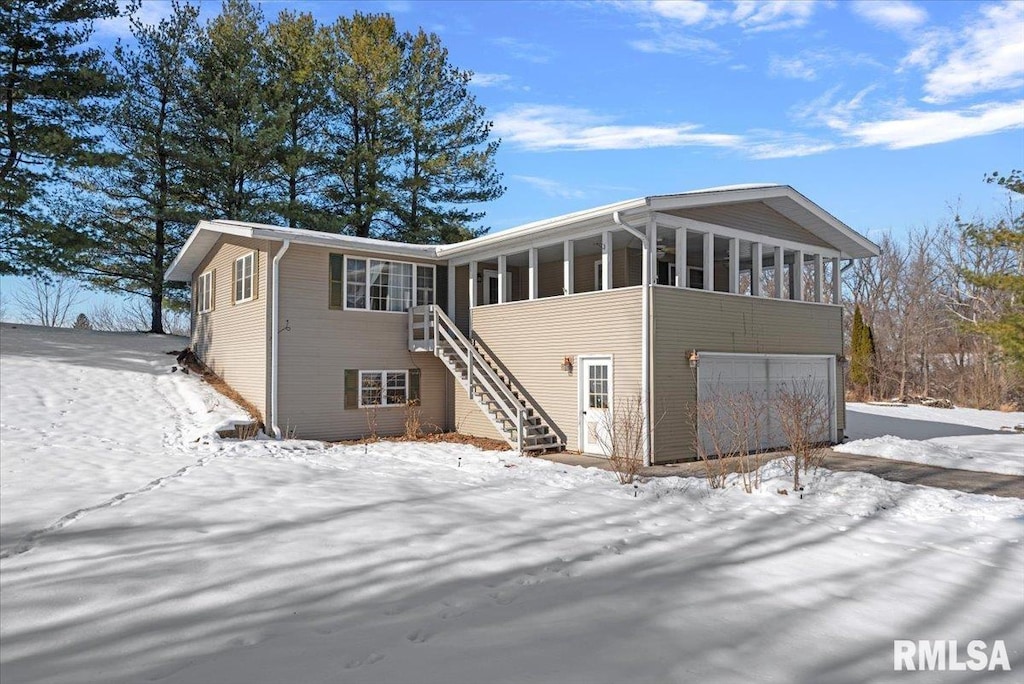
[92,0,1023,241]
[3,0,1021,319]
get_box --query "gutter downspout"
[612,210,652,467]
[271,240,291,439]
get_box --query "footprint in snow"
[406,628,431,643]
[344,653,385,669]
[488,590,517,606]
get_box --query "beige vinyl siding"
[650,285,845,463]
[275,243,449,441]
[192,236,272,420]
[667,201,832,249]
[456,287,643,451]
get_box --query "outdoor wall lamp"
[688,350,699,368]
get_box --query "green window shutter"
[329,254,343,309]
[408,368,421,404]
[252,251,259,300]
[344,369,359,409]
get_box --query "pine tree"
[70,1,200,334]
[393,29,503,244]
[323,12,404,239]
[72,312,91,329]
[264,10,333,230]
[0,0,120,274]
[181,0,284,221]
[961,171,1024,371]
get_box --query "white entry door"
[482,269,512,304]
[580,357,612,457]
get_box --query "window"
[342,256,433,312]
[359,370,408,407]
[234,252,255,303]
[588,363,609,409]
[196,271,214,313]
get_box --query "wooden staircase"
[409,305,562,453]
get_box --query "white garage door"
[697,353,836,455]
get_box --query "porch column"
[446,262,455,314]
[728,237,740,294]
[703,231,714,291]
[497,255,507,304]
[831,256,842,304]
[813,253,823,303]
[675,227,686,287]
[468,261,477,330]
[792,249,804,301]
[645,217,656,285]
[528,247,538,300]
[751,241,762,297]
[601,230,612,290]
[563,240,574,295]
[774,246,784,298]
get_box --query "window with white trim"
[344,256,434,312]
[196,270,214,313]
[359,370,408,407]
[234,252,255,303]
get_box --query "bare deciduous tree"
[13,276,84,327]
[774,379,831,491]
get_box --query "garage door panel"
[698,353,834,455]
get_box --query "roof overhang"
[166,185,879,281]
[165,220,441,282]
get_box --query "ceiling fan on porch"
[656,237,676,262]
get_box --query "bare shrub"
[362,375,381,440]
[774,378,832,491]
[693,387,768,492]
[596,392,648,485]
[14,275,83,327]
[405,399,422,439]
[236,422,261,440]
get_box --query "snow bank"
[2,326,1022,684]
[840,402,1024,475]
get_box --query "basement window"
[359,370,408,407]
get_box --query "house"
[165,184,880,465]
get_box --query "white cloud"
[493,37,556,64]
[492,104,743,152]
[95,0,173,38]
[647,0,713,25]
[618,0,818,33]
[768,55,817,81]
[512,176,587,200]
[629,34,726,56]
[921,2,1024,103]
[730,0,818,33]
[850,1,928,31]
[793,85,879,129]
[845,101,1024,148]
[471,73,512,88]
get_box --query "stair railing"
[423,304,525,452]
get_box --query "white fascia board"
[776,188,880,258]
[245,226,440,261]
[646,185,787,211]
[164,220,254,281]
[437,197,647,262]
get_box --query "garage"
[696,353,837,454]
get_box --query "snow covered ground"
[1,324,1022,683]
[840,402,1024,476]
